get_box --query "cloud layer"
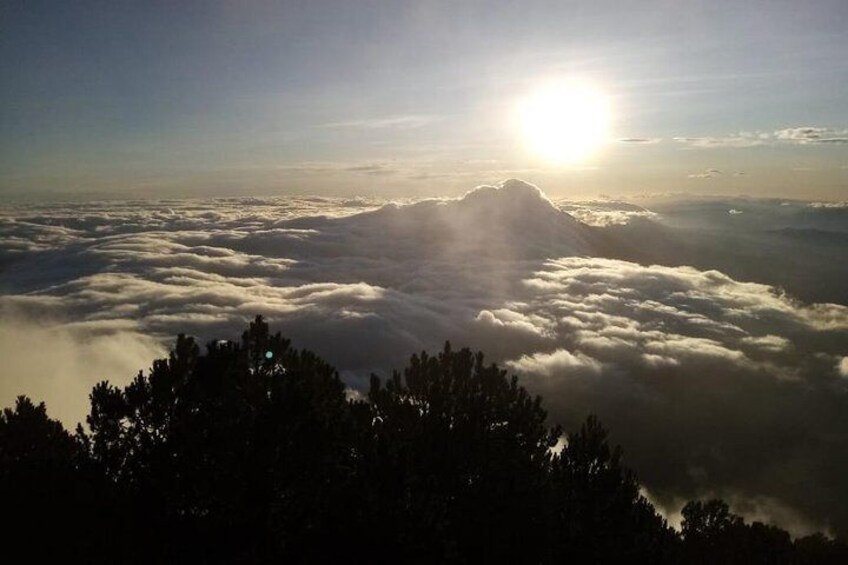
[2,180,847,536]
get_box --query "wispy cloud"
[687,168,723,179]
[316,114,438,129]
[275,161,402,176]
[775,127,848,144]
[617,137,663,145]
[674,134,767,149]
[674,126,848,148]
[343,163,398,176]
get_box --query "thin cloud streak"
[316,115,439,129]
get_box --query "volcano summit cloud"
[2,179,848,536]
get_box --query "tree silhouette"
[361,342,561,563]
[1,396,76,558]
[0,396,112,561]
[550,415,677,563]
[680,499,848,564]
[83,316,358,561]
[2,316,847,563]
[793,533,848,564]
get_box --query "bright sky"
[2,0,847,199]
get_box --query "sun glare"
[518,80,611,164]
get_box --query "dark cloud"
[495,256,848,536]
[2,179,848,536]
[603,196,848,305]
[343,164,399,175]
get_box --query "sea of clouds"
[2,179,847,537]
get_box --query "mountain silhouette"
[281,179,600,261]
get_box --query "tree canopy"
[2,316,845,563]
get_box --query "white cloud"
[0,313,165,427]
[475,308,553,337]
[839,357,848,379]
[674,135,766,148]
[775,126,848,144]
[556,200,658,227]
[507,349,603,377]
[809,201,848,209]
[741,334,791,353]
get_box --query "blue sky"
[2,0,847,199]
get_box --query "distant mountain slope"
[282,179,600,260]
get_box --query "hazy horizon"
[3,1,847,200]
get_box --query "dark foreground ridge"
[2,316,845,564]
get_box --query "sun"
[517,80,612,164]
